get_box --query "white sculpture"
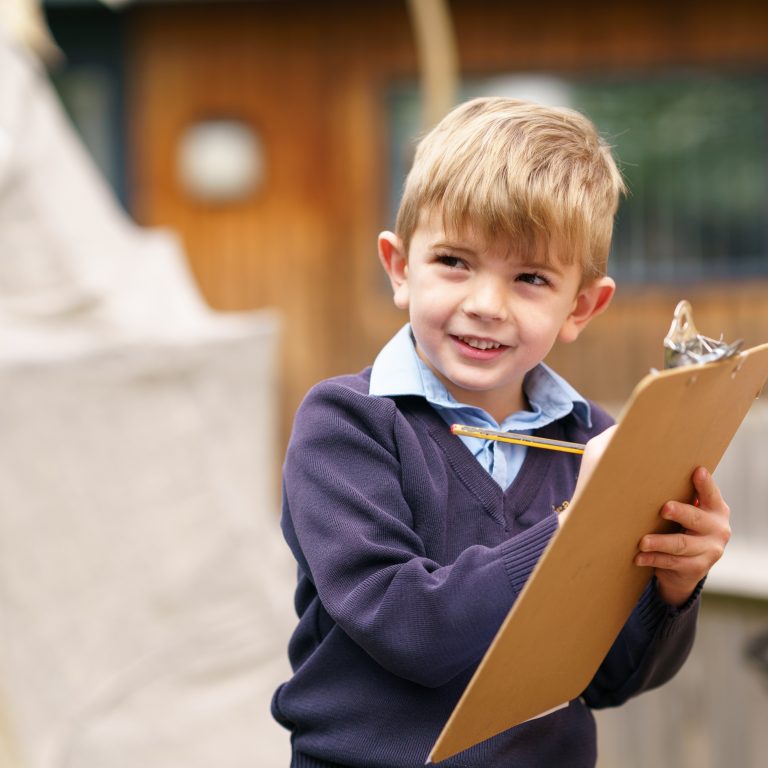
[0,24,231,358]
[0,6,293,768]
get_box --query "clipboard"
[429,341,768,763]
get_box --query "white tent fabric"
[0,31,294,768]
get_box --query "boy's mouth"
[451,335,510,361]
[455,334,505,351]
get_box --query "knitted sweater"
[272,369,700,768]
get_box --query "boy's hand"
[635,467,731,607]
[574,425,616,494]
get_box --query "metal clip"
[663,300,743,369]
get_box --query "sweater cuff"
[636,576,705,636]
[500,514,559,596]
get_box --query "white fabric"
[0,29,294,768]
[0,34,224,358]
[0,326,295,768]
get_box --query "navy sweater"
[272,369,700,768]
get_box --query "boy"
[272,98,731,767]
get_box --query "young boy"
[272,97,731,768]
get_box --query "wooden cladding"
[126,0,768,446]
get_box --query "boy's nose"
[461,276,508,322]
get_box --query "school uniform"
[273,325,701,768]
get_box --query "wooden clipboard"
[429,342,768,763]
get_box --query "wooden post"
[406,0,459,130]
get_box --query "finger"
[660,500,705,534]
[635,544,725,573]
[637,530,728,569]
[692,467,728,515]
[638,530,701,558]
[634,550,708,574]
[662,498,732,540]
[640,521,729,558]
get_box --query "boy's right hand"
[574,425,617,496]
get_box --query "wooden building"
[46,0,768,444]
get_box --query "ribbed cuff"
[501,513,559,596]
[636,576,705,637]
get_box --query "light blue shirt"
[369,324,591,489]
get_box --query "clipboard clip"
[663,300,743,369]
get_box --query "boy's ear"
[378,231,410,310]
[558,276,615,344]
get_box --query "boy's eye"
[435,254,467,270]
[516,272,551,287]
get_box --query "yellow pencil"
[450,424,586,455]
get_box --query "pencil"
[450,424,586,455]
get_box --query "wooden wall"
[126,0,768,447]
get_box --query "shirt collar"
[369,323,591,427]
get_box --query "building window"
[46,3,127,206]
[388,73,768,284]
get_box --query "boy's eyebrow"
[518,257,565,275]
[429,238,477,254]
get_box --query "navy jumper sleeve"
[583,577,702,707]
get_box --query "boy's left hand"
[635,467,731,607]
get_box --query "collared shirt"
[369,324,591,489]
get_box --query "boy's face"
[379,211,614,422]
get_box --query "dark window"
[388,73,768,284]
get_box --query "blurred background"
[0,0,767,766]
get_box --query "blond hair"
[395,97,626,280]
